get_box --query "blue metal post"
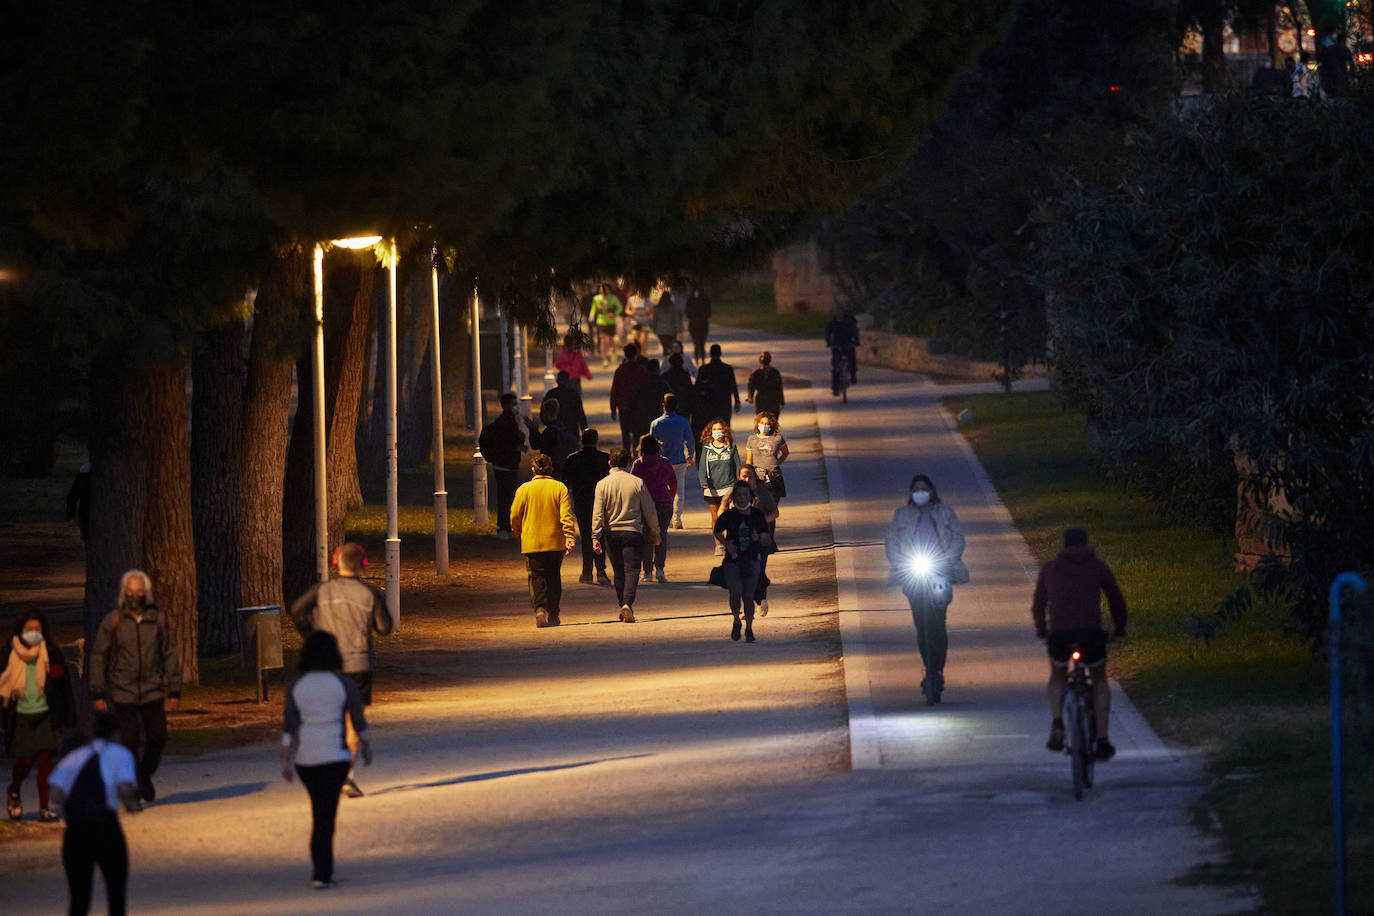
[1328,572,1365,916]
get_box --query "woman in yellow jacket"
[510,454,578,628]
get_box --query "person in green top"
[589,283,623,367]
[2,610,76,822]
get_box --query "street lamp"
[430,249,449,576]
[383,239,400,627]
[471,286,489,526]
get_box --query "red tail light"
[1071,650,1081,661]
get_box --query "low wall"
[854,329,1048,381]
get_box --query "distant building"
[771,238,841,315]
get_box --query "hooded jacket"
[91,604,183,705]
[885,502,970,585]
[1031,544,1127,635]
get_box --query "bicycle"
[830,347,850,403]
[1061,647,1097,800]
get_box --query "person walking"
[652,288,681,354]
[825,307,860,392]
[626,287,653,353]
[89,570,181,804]
[589,283,623,366]
[698,419,741,537]
[884,475,968,705]
[649,393,694,529]
[510,454,577,627]
[629,358,671,448]
[592,447,660,623]
[564,429,612,586]
[478,392,528,539]
[746,351,785,417]
[1032,527,1127,761]
[66,463,91,543]
[713,479,769,642]
[723,465,780,617]
[3,610,76,822]
[685,283,712,363]
[694,344,741,431]
[631,435,677,583]
[609,343,647,451]
[281,630,372,890]
[744,411,789,505]
[542,369,588,434]
[555,334,593,394]
[49,710,141,916]
[526,398,579,480]
[289,543,392,798]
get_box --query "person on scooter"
[1031,527,1127,760]
[884,474,968,704]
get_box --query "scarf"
[0,636,48,703]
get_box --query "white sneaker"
[759,598,769,617]
[619,604,635,623]
[496,530,512,541]
[672,517,684,529]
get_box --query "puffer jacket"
[884,502,970,585]
[90,605,183,705]
[290,576,393,674]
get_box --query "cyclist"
[1031,528,1127,761]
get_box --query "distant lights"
[1109,85,1121,93]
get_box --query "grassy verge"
[948,389,1369,913]
[713,278,831,340]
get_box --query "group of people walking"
[588,278,713,367]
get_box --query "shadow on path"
[156,781,270,807]
[369,754,654,796]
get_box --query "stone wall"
[854,328,1049,381]
[771,239,841,315]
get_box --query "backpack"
[63,750,112,826]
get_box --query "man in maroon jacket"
[1031,528,1127,761]
[609,343,647,451]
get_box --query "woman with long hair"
[713,479,770,642]
[697,419,740,538]
[2,609,75,822]
[555,333,593,393]
[883,474,969,705]
[744,410,788,504]
[282,630,372,889]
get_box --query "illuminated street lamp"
[430,249,449,576]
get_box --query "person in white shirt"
[49,711,141,916]
[282,631,371,890]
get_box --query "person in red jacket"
[1031,528,1127,761]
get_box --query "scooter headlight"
[909,554,934,577]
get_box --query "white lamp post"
[383,239,400,627]
[471,286,489,526]
[430,251,449,576]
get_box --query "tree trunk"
[361,280,390,498]
[85,359,198,683]
[441,274,470,433]
[191,320,246,656]
[239,252,306,613]
[399,267,435,469]
[281,253,374,604]
[1201,4,1228,94]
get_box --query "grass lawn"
[713,278,831,340]
[949,389,1370,914]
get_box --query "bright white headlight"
[909,554,934,577]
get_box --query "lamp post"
[312,235,382,585]
[384,239,400,627]
[471,286,489,526]
[430,250,449,576]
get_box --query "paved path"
[1,325,1257,914]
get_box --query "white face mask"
[20,629,43,647]
[758,424,771,435]
[911,490,932,506]
[712,430,725,441]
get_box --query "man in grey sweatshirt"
[591,448,661,622]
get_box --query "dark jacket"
[630,374,673,441]
[541,385,587,433]
[748,366,785,415]
[90,605,183,705]
[528,420,580,479]
[694,359,739,419]
[826,314,860,349]
[609,359,647,414]
[685,289,712,325]
[663,365,695,415]
[563,447,611,513]
[479,411,526,471]
[1031,545,1128,636]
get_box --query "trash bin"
[237,605,284,703]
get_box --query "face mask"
[20,630,43,647]
[712,430,725,441]
[758,425,771,435]
[912,490,932,506]
[736,488,752,504]
[123,592,145,609]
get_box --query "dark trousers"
[10,750,55,807]
[689,322,709,363]
[574,504,607,578]
[113,700,166,788]
[63,818,127,916]
[724,558,761,621]
[493,468,518,532]
[643,501,673,573]
[656,333,677,355]
[605,530,643,608]
[618,412,636,451]
[908,593,950,677]
[296,760,351,882]
[525,550,564,618]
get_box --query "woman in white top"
[282,631,371,889]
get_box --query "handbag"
[708,564,728,589]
